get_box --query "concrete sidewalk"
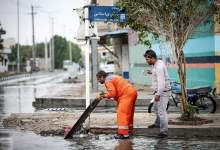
[2,112,220,139]
[33,82,155,108]
[33,81,220,111]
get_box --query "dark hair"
[96,70,107,78]
[144,49,157,59]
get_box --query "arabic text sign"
[89,6,126,22]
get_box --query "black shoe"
[148,124,159,128]
[157,133,168,138]
[114,134,130,139]
[129,132,133,136]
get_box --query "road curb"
[33,97,151,108]
[0,73,31,82]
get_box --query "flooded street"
[3,131,220,150]
[0,71,220,150]
[0,71,74,150]
[0,72,68,115]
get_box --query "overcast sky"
[0,0,84,45]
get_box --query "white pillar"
[85,5,90,108]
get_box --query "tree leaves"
[53,35,82,69]
[9,35,82,69]
[117,0,219,48]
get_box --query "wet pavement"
[0,71,69,115]
[0,71,72,150]
[1,71,220,150]
[2,131,220,150]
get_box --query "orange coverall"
[104,75,137,135]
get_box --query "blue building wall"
[129,34,216,88]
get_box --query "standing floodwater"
[6,132,220,150]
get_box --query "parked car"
[63,60,72,71]
[67,63,80,79]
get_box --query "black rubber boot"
[114,134,130,139]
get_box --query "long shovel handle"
[64,98,100,139]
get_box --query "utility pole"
[49,38,52,71]
[17,0,20,73]
[50,17,55,71]
[69,41,72,61]
[31,5,36,71]
[44,39,48,71]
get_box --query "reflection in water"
[0,86,12,150]
[0,86,4,118]
[33,83,37,99]
[154,139,168,150]
[1,86,35,115]
[10,130,72,150]
[0,86,4,94]
[115,139,133,150]
[18,87,21,113]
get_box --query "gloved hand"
[100,91,105,97]
[96,91,106,100]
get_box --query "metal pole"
[49,17,54,71]
[51,18,55,71]
[44,39,48,71]
[49,38,52,71]
[69,41,72,61]
[91,38,98,92]
[31,5,36,71]
[16,0,20,72]
[85,5,90,108]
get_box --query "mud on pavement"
[2,112,220,138]
[2,112,78,136]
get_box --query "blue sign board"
[89,6,126,23]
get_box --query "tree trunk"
[175,48,188,114]
[170,28,193,119]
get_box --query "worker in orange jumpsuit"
[96,70,137,139]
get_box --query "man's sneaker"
[157,132,168,138]
[148,124,159,128]
[114,134,130,139]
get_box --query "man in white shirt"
[144,49,171,138]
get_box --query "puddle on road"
[1,130,220,150]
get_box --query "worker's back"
[105,75,135,98]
